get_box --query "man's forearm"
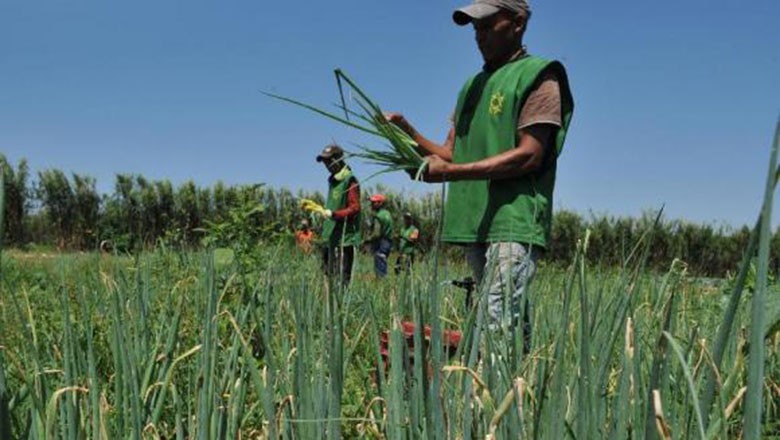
[413,132,453,162]
[444,148,540,180]
[427,125,552,181]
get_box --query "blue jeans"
[373,238,392,277]
[465,242,538,345]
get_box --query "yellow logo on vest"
[489,92,505,116]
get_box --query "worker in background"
[366,193,393,278]
[395,212,420,274]
[294,219,315,254]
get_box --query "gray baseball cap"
[316,144,344,162]
[453,0,530,26]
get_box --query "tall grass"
[0,170,13,440]
[0,121,778,438]
[1,241,778,438]
[743,116,779,437]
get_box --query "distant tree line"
[1,154,773,277]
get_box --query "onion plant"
[265,69,428,180]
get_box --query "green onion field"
[1,125,779,439]
[1,223,779,438]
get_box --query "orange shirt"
[295,230,315,254]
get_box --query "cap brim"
[453,4,501,25]
[316,155,325,162]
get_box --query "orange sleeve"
[332,182,361,219]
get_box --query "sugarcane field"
[2,1,780,439]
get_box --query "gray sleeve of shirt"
[517,72,562,130]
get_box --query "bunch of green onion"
[265,69,428,180]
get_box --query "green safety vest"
[399,225,419,255]
[372,208,394,240]
[442,55,574,248]
[322,167,361,247]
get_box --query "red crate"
[379,321,462,373]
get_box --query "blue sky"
[1,0,778,228]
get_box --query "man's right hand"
[384,112,416,138]
[386,112,456,164]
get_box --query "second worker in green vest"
[316,144,362,287]
[385,0,574,349]
[366,193,394,278]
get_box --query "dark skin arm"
[385,111,555,182]
[425,124,555,182]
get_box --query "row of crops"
[2,145,780,438]
[1,225,779,438]
[1,121,778,438]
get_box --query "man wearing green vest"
[395,212,420,274]
[366,193,393,278]
[385,0,574,345]
[316,144,362,286]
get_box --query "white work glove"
[323,209,333,218]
